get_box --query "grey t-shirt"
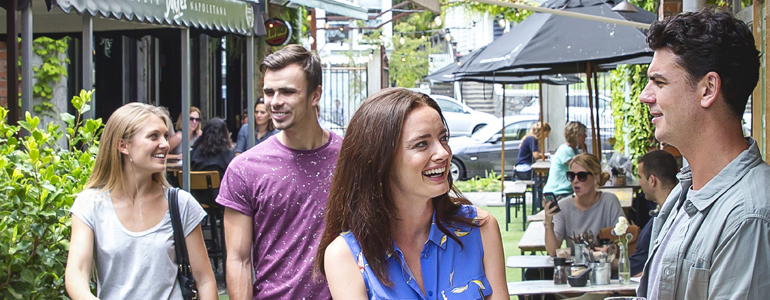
[69,187,206,300]
[553,191,625,247]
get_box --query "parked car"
[520,92,615,152]
[429,94,497,137]
[448,114,539,181]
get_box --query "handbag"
[168,188,199,300]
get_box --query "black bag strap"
[168,188,193,276]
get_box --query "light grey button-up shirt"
[637,137,770,299]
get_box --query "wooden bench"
[504,181,528,231]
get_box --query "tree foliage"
[388,12,443,87]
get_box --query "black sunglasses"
[189,117,201,122]
[566,171,593,182]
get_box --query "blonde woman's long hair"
[525,121,551,141]
[86,103,172,195]
[564,121,587,146]
[569,154,610,186]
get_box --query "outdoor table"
[508,280,639,297]
[507,255,554,280]
[507,255,554,269]
[518,221,546,255]
[598,186,636,208]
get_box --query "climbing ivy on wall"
[17,37,70,117]
[610,64,655,171]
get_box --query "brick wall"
[0,42,6,108]
[660,0,683,18]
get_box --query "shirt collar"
[426,210,449,250]
[387,209,449,259]
[680,137,762,213]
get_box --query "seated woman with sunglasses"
[167,106,204,161]
[543,154,624,257]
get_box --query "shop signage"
[265,18,292,46]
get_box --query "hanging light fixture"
[401,53,406,62]
[421,31,426,39]
[429,57,434,68]
[399,33,406,45]
[444,29,452,41]
[515,8,520,17]
[369,49,374,60]
[612,0,638,12]
[306,10,313,21]
[456,58,462,66]
[308,35,314,44]
[339,27,344,32]
[324,22,330,29]
[434,16,442,26]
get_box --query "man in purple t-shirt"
[217,45,342,300]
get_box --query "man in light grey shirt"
[636,10,770,299]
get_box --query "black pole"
[7,0,18,126]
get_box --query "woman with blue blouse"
[316,88,508,300]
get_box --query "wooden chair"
[597,225,640,256]
[176,170,225,276]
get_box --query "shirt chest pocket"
[683,258,710,299]
[439,276,491,300]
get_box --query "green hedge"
[0,90,102,299]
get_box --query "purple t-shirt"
[216,131,342,300]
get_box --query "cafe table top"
[506,255,554,269]
[507,280,639,296]
[518,221,546,254]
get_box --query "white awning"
[290,0,367,19]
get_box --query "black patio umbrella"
[454,0,656,76]
[450,0,654,158]
[425,53,582,85]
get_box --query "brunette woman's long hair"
[315,88,478,286]
[192,118,232,156]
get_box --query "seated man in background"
[630,150,679,276]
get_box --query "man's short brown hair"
[260,45,322,96]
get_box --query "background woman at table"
[191,117,235,177]
[316,88,508,299]
[543,154,624,257]
[514,121,551,180]
[234,98,279,155]
[168,106,203,160]
[65,103,216,300]
[542,121,587,200]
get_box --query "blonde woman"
[514,121,551,180]
[543,154,624,256]
[168,106,203,160]
[65,103,216,300]
[542,121,587,199]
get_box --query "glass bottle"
[553,257,569,285]
[618,243,631,284]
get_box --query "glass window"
[502,121,533,141]
[436,99,464,113]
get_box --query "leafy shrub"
[454,170,502,192]
[0,90,102,299]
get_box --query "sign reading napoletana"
[48,0,256,35]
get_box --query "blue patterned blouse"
[340,205,492,300]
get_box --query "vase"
[618,242,631,284]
